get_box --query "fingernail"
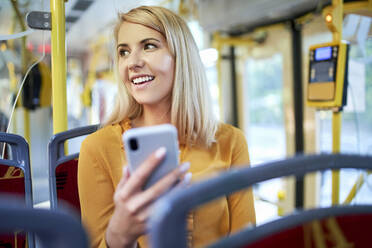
[179,162,190,173]
[182,172,192,185]
[123,166,130,176]
[155,147,166,158]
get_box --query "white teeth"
[132,76,154,84]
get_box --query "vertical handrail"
[50,0,68,136]
[331,0,343,205]
[332,111,342,204]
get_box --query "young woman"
[78,6,256,248]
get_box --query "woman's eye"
[144,43,157,50]
[119,49,129,57]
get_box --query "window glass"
[188,21,220,119]
[244,54,286,164]
[244,53,286,223]
[318,15,372,206]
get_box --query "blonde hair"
[103,6,218,147]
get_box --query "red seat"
[0,165,25,198]
[48,125,98,214]
[0,165,27,248]
[0,132,34,248]
[149,154,372,248]
[55,159,81,213]
[244,212,372,248]
[0,197,89,248]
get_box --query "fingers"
[168,172,193,196]
[179,172,193,187]
[123,147,166,197]
[135,205,152,225]
[123,165,130,178]
[148,162,190,197]
[116,166,130,190]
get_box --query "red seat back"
[0,165,27,247]
[0,233,26,248]
[48,124,98,215]
[55,159,80,215]
[244,214,372,248]
[0,165,25,197]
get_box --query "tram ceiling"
[197,0,328,34]
[0,0,370,54]
[0,0,94,53]
[0,0,173,56]
[65,0,167,54]
[197,0,369,35]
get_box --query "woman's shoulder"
[215,122,246,143]
[214,123,249,165]
[82,122,123,150]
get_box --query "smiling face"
[117,21,175,108]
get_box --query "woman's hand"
[105,147,190,248]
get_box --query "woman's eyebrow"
[140,38,161,44]
[117,38,161,49]
[117,43,128,49]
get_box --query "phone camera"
[129,138,138,151]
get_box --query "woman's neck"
[133,104,171,127]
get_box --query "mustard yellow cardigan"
[78,120,256,247]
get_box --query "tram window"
[88,75,117,125]
[243,54,286,165]
[317,15,372,206]
[188,21,220,119]
[243,53,286,224]
[205,65,220,119]
[0,80,12,128]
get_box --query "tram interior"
[0,0,372,247]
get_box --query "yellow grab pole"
[343,173,364,204]
[332,110,341,204]
[50,0,68,135]
[330,0,343,205]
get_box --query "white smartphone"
[122,124,180,190]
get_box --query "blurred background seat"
[0,132,34,248]
[149,153,372,248]
[48,124,98,213]
[0,195,89,248]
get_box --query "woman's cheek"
[118,62,126,82]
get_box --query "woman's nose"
[128,52,145,70]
